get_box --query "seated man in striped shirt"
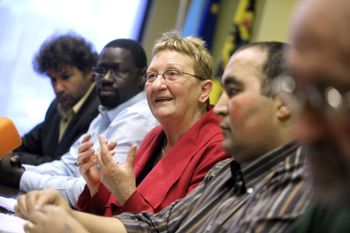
[15,41,312,233]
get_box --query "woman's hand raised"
[96,136,137,206]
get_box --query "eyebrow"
[97,62,120,67]
[147,65,182,72]
[222,75,242,86]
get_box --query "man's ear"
[275,97,292,120]
[137,67,147,89]
[199,80,213,103]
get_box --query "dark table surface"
[0,184,22,215]
[0,184,22,199]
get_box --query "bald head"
[287,0,350,87]
[287,0,350,206]
[291,0,350,54]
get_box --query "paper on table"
[0,196,16,213]
[0,213,27,233]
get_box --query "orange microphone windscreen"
[0,117,22,157]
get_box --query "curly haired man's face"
[48,65,93,110]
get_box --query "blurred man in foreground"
[283,0,350,232]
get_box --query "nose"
[53,79,65,94]
[102,70,114,81]
[214,92,229,116]
[295,105,327,144]
[151,74,167,88]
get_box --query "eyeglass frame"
[93,66,136,80]
[272,75,350,119]
[145,69,205,84]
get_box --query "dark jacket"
[14,88,99,165]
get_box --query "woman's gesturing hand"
[96,136,137,206]
[77,133,116,196]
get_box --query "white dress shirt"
[20,92,158,207]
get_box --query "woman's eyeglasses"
[145,69,204,84]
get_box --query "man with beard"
[0,39,158,207]
[282,0,350,232]
[8,33,100,165]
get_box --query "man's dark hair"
[104,39,147,70]
[33,33,98,74]
[236,41,289,96]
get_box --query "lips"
[99,87,117,96]
[219,124,231,134]
[57,94,69,103]
[154,96,173,103]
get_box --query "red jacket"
[77,107,229,216]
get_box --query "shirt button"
[247,187,254,194]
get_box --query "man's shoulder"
[124,97,155,120]
[109,96,158,129]
[205,158,233,182]
[289,202,350,233]
[77,88,100,113]
[128,97,149,111]
[44,99,60,116]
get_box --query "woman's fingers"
[78,141,94,154]
[98,136,114,167]
[126,144,137,169]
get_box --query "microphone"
[0,117,22,157]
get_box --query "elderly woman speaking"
[77,31,229,216]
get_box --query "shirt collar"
[57,83,95,118]
[72,83,95,113]
[231,141,300,191]
[98,91,146,122]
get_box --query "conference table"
[0,184,21,214]
[0,184,27,233]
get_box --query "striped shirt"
[118,142,311,233]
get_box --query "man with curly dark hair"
[12,33,100,165]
